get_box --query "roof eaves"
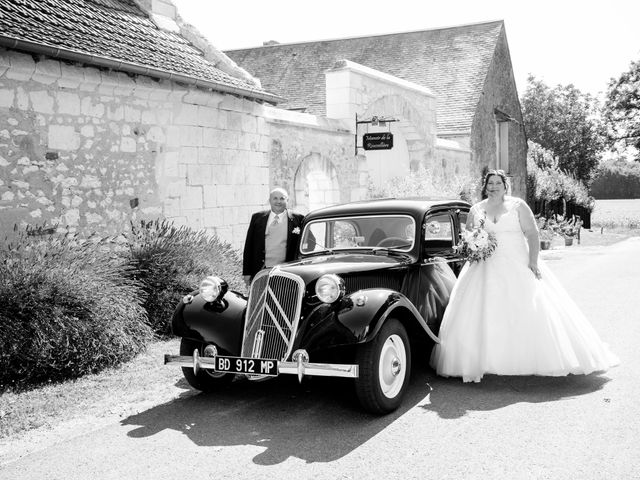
[0,34,284,104]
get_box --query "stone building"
[226,20,528,199]
[0,0,525,250]
[0,0,288,246]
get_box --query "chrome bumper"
[164,348,359,381]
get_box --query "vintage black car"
[164,198,470,413]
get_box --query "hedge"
[124,220,244,336]
[0,232,152,392]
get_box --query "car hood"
[273,252,409,284]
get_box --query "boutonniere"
[292,227,301,235]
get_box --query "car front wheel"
[355,318,411,414]
[180,338,234,392]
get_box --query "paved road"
[2,238,639,480]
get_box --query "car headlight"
[315,274,345,304]
[199,276,228,303]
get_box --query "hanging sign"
[363,132,394,150]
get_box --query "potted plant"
[536,216,555,250]
[555,216,582,246]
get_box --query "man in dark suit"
[242,187,304,287]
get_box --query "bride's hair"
[481,169,510,198]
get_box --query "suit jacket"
[243,209,305,278]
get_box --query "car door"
[408,211,459,330]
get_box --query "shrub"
[536,216,556,241]
[125,220,244,336]
[0,231,152,392]
[527,141,594,210]
[367,166,479,203]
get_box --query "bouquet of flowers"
[455,220,497,263]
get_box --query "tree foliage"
[521,75,606,182]
[603,59,640,161]
[590,158,640,199]
[526,141,593,208]
[527,139,559,172]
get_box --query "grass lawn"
[577,227,639,248]
[0,338,185,449]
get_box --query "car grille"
[242,270,305,361]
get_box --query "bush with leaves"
[125,220,244,336]
[527,141,594,210]
[367,166,479,203]
[0,231,152,392]
[535,216,554,241]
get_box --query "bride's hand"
[529,263,541,279]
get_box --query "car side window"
[422,213,456,257]
[424,214,453,243]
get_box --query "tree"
[603,59,640,162]
[521,75,606,183]
[527,139,559,171]
[590,158,640,198]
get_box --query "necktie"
[271,214,280,227]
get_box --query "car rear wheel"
[180,338,234,392]
[355,318,411,414]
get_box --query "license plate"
[214,355,278,376]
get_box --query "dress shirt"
[267,210,287,228]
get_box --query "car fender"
[171,290,247,355]
[336,289,439,344]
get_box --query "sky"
[171,0,640,100]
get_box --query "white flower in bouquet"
[455,220,497,263]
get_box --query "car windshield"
[300,214,415,253]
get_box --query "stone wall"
[435,138,473,179]
[263,106,363,213]
[0,41,517,252]
[471,29,528,197]
[0,48,271,247]
[325,60,444,179]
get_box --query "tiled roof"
[0,0,278,102]
[226,21,504,133]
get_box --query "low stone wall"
[435,138,472,179]
[262,107,364,213]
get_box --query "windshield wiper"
[303,247,335,256]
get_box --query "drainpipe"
[0,35,283,105]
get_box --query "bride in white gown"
[430,170,619,383]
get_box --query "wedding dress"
[430,200,619,383]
